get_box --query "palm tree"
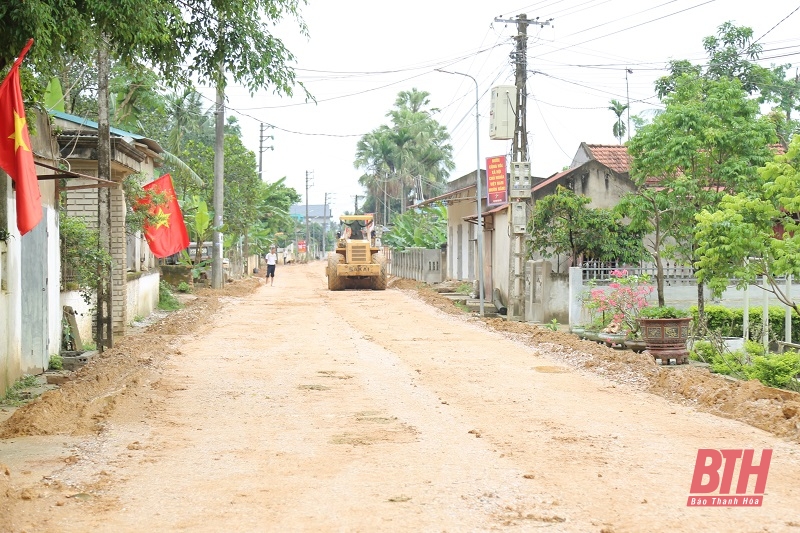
[355,88,455,217]
[609,99,629,144]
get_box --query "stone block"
[61,351,97,371]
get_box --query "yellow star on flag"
[8,109,30,153]
[151,207,171,229]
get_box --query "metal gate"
[21,208,48,373]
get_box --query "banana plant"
[383,205,447,250]
[181,196,213,264]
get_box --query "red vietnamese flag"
[140,174,189,258]
[0,39,42,235]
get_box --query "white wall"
[60,290,95,348]
[125,271,160,324]
[489,210,510,302]
[2,183,22,393]
[447,199,474,281]
[46,207,62,359]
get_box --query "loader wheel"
[371,253,387,290]
[327,253,345,290]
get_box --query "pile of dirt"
[0,278,261,438]
[651,368,800,440]
[399,280,800,442]
[0,463,10,532]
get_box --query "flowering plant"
[588,269,655,336]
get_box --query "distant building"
[290,204,333,226]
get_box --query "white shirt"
[266,252,277,265]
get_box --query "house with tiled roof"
[412,143,639,311]
[534,143,636,212]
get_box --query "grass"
[158,280,182,311]
[454,301,470,313]
[1,374,40,406]
[455,282,473,295]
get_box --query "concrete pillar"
[569,267,583,327]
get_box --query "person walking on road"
[265,246,278,286]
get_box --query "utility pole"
[323,192,329,255]
[258,123,274,180]
[494,13,550,321]
[212,61,225,289]
[625,68,632,142]
[96,40,113,349]
[353,194,364,214]
[305,170,313,263]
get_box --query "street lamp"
[435,69,485,316]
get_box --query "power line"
[753,4,800,45]
[535,0,718,59]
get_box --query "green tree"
[528,186,645,267]
[608,99,628,144]
[625,73,775,307]
[355,88,454,216]
[695,136,800,314]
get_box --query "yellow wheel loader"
[326,214,387,290]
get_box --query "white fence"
[386,248,445,284]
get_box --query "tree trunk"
[655,254,665,307]
[697,278,706,334]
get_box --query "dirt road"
[3,262,800,532]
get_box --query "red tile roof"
[585,144,631,174]
[532,168,572,193]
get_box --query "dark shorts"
[266,264,276,277]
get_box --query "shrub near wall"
[693,305,800,343]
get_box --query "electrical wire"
[535,0,718,59]
[753,4,800,45]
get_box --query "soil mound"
[651,367,800,440]
[0,279,260,438]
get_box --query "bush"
[639,305,691,319]
[176,281,192,293]
[693,304,800,343]
[49,354,63,371]
[743,351,800,390]
[158,280,181,311]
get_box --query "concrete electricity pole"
[305,170,313,262]
[258,123,274,180]
[494,13,551,320]
[322,192,335,255]
[353,195,364,214]
[212,62,225,289]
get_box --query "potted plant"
[599,320,627,349]
[638,306,693,364]
[586,269,655,348]
[623,331,648,353]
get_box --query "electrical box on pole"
[489,85,516,140]
[511,202,528,234]
[509,161,531,199]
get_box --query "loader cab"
[337,214,374,246]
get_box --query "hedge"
[691,304,800,343]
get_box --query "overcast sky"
[200,0,800,218]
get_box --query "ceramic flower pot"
[624,338,647,353]
[602,332,627,349]
[638,317,692,364]
[570,326,586,339]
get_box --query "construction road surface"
[2,262,800,532]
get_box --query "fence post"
[569,267,583,328]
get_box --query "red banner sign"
[298,240,307,253]
[486,155,507,205]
